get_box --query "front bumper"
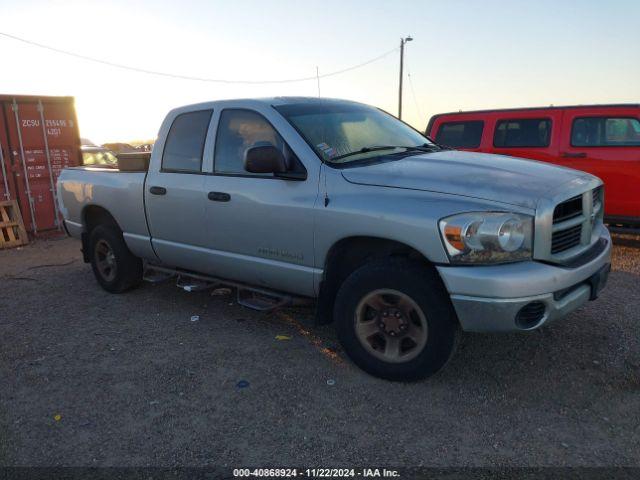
[436,228,612,332]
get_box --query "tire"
[334,258,459,381]
[89,225,143,293]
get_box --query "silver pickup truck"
[58,97,611,380]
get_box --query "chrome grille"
[592,186,603,211]
[535,183,604,264]
[553,195,582,223]
[551,224,582,254]
[551,196,584,254]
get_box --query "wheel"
[89,225,142,293]
[334,258,460,381]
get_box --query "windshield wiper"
[331,144,444,162]
[400,144,442,152]
[330,145,401,161]
[366,144,445,155]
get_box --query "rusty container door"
[2,96,81,233]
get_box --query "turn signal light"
[443,224,465,251]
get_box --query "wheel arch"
[82,205,121,232]
[80,205,122,263]
[316,236,436,324]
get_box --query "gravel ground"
[0,234,639,468]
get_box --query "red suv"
[426,105,640,229]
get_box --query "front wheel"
[89,225,142,293]
[334,259,459,381]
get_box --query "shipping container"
[0,94,81,234]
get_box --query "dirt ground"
[0,234,639,468]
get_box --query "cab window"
[571,117,640,147]
[162,110,212,172]
[214,109,303,176]
[435,121,483,148]
[494,118,551,148]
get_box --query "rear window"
[434,121,483,148]
[162,110,212,172]
[571,117,640,147]
[494,118,551,148]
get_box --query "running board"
[237,288,291,311]
[176,275,218,292]
[143,267,176,284]
[143,263,308,311]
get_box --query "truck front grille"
[551,195,584,254]
[592,186,603,209]
[551,224,582,254]
[535,183,604,264]
[545,186,603,260]
[553,195,582,223]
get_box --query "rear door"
[144,109,212,269]
[559,107,640,220]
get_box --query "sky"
[0,0,638,144]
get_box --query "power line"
[407,72,423,119]
[0,31,399,85]
[405,57,423,120]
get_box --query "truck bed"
[57,167,153,260]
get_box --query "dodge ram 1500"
[57,97,611,380]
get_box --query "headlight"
[439,212,533,264]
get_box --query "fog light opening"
[515,301,547,330]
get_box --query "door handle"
[208,191,231,202]
[149,186,167,195]
[560,152,587,158]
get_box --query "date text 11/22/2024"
[232,468,400,477]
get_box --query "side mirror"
[244,144,287,174]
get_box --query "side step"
[237,288,291,311]
[143,263,308,312]
[143,267,176,284]
[176,275,219,292]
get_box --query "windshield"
[275,102,434,164]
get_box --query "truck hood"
[340,150,592,209]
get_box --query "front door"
[201,108,320,297]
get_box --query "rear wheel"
[89,225,142,293]
[334,259,459,381]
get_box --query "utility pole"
[398,35,413,120]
